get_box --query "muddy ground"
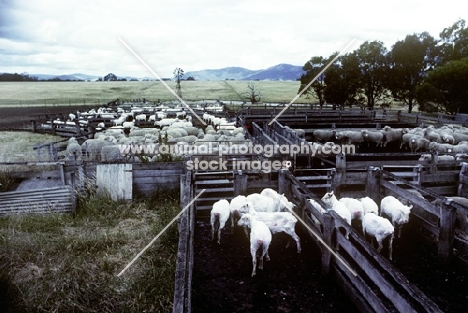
[192,220,359,313]
[192,218,468,313]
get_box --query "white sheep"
[381,126,408,147]
[249,210,302,253]
[259,188,295,212]
[362,212,395,260]
[321,191,352,240]
[359,196,379,215]
[409,135,430,152]
[65,137,82,160]
[210,199,231,244]
[335,130,364,147]
[339,197,364,221]
[313,129,335,143]
[380,195,413,238]
[246,193,289,213]
[237,213,272,277]
[361,129,383,147]
[101,145,123,162]
[229,195,253,228]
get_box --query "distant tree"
[186,76,195,81]
[323,53,361,109]
[415,58,468,114]
[386,32,439,113]
[173,67,184,98]
[103,73,117,81]
[298,56,327,107]
[439,18,468,63]
[354,41,390,110]
[243,81,262,103]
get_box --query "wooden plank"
[194,179,231,185]
[133,169,185,177]
[337,233,442,313]
[334,259,395,313]
[381,179,440,216]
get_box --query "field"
[0,80,314,107]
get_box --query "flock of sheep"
[314,191,413,261]
[209,188,300,277]
[64,106,248,162]
[209,185,414,277]
[311,124,468,157]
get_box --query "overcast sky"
[0,0,466,78]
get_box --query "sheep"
[249,210,302,253]
[361,129,383,147]
[210,199,231,244]
[82,139,115,161]
[229,195,254,228]
[381,126,408,147]
[321,191,352,240]
[259,188,295,212]
[335,130,364,147]
[135,113,147,122]
[237,213,272,277]
[339,197,364,222]
[246,193,278,213]
[362,212,395,260]
[409,135,430,152]
[428,142,454,154]
[359,196,379,215]
[312,129,335,143]
[65,137,82,160]
[101,145,123,162]
[380,195,413,238]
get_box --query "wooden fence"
[279,170,443,312]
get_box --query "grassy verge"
[0,188,180,313]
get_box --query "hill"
[185,63,305,81]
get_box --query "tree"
[243,81,262,103]
[415,58,468,114]
[323,53,361,109]
[103,73,117,81]
[173,67,184,98]
[354,41,390,110]
[439,18,468,63]
[386,32,439,113]
[298,56,327,107]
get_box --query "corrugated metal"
[0,186,76,215]
[15,177,64,191]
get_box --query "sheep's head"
[237,213,252,228]
[321,191,336,205]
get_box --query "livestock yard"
[1,94,468,312]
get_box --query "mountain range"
[184,63,305,81]
[20,63,306,81]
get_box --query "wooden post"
[321,212,334,275]
[233,171,248,196]
[365,166,381,205]
[278,169,292,200]
[458,162,468,197]
[60,163,66,185]
[31,120,36,132]
[438,199,457,265]
[332,153,346,197]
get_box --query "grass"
[0,80,315,107]
[0,187,180,313]
[0,131,64,164]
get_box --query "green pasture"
[0,80,315,107]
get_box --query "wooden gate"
[96,164,132,201]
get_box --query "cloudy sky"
[0,0,466,78]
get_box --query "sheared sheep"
[237,213,272,277]
[380,195,413,238]
[362,212,395,260]
[210,199,231,244]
